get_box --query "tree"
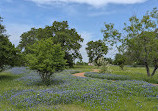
[97,57,112,73]
[18,21,83,67]
[113,54,126,70]
[0,16,20,72]
[86,40,108,66]
[102,7,158,76]
[25,38,66,85]
[104,58,113,64]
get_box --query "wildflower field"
[0,66,158,111]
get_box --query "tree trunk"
[151,66,157,76]
[39,72,51,86]
[145,62,150,77]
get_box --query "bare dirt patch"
[72,72,85,77]
[152,84,158,86]
[72,69,158,86]
[72,69,100,77]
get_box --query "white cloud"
[28,0,147,7]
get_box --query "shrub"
[25,38,66,85]
[97,57,112,73]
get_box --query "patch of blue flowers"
[84,72,131,80]
[1,67,158,110]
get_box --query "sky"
[0,0,158,62]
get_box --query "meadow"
[0,66,158,111]
[86,66,158,84]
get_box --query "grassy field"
[87,65,158,84]
[0,66,158,111]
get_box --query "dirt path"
[72,72,85,77]
[72,69,158,86]
[152,84,158,86]
[72,69,100,78]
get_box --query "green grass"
[73,65,158,84]
[0,72,23,92]
[109,65,158,84]
[70,65,95,72]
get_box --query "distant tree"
[76,61,88,66]
[113,54,126,70]
[104,58,113,64]
[102,7,158,76]
[86,40,108,66]
[18,21,83,67]
[0,16,20,72]
[25,38,66,85]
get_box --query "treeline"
[0,19,83,85]
[86,7,158,77]
[1,7,158,85]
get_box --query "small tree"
[25,38,66,85]
[113,54,126,70]
[97,57,112,73]
[86,40,108,66]
[102,7,158,76]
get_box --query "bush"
[113,54,126,70]
[97,57,112,73]
[25,38,66,85]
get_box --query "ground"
[0,65,158,111]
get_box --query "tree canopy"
[86,40,108,65]
[113,53,126,70]
[0,16,20,72]
[25,38,66,85]
[102,7,158,76]
[18,21,83,67]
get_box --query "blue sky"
[0,0,158,62]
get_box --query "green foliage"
[75,61,88,66]
[123,8,158,76]
[18,21,83,67]
[25,38,66,85]
[101,23,121,46]
[113,53,126,70]
[104,57,113,64]
[0,16,21,72]
[97,57,112,73]
[86,40,108,65]
[102,7,158,76]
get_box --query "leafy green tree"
[76,61,88,66]
[25,38,66,85]
[113,54,126,70]
[86,40,108,66]
[18,21,83,67]
[0,16,20,72]
[102,7,158,76]
[104,58,113,64]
